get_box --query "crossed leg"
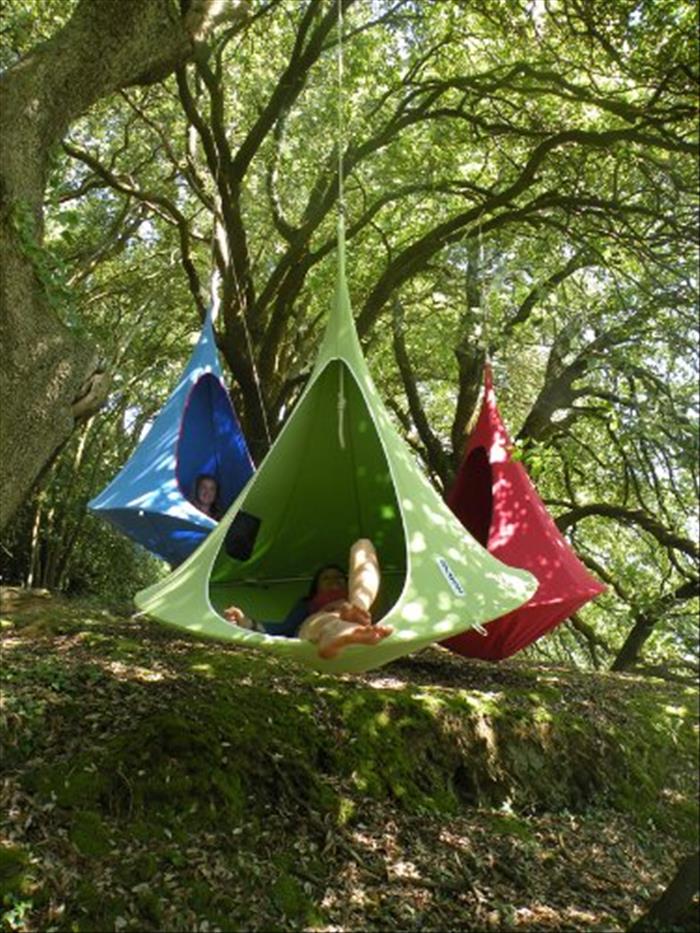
[298,539,393,659]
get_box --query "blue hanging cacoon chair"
[88,310,254,566]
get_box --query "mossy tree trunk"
[0,0,243,533]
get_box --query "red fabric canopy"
[443,365,605,661]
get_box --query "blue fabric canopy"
[88,312,254,565]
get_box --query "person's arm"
[223,599,310,638]
[223,606,265,632]
[261,599,309,638]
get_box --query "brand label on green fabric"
[436,557,465,597]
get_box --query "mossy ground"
[1,586,698,931]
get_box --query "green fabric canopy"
[135,222,537,673]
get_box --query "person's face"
[197,478,217,505]
[317,567,346,593]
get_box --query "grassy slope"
[1,586,698,932]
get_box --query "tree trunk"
[0,0,238,533]
[26,495,44,589]
[611,580,699,671]
[450,239,486,480]
[628,851,699,932]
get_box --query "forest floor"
[1,586,698,932]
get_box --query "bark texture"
[611,579,700,672]
[0,0,236,531]
[628,851,699,932]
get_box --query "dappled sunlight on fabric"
[89,315,252,565]
[488,519,518,550]
[409,531,427,553]
[437,592,454,612]
[420,502,448,528]
[444,366,605,661]
[444,544,489,575]
[484,568,534,597]
[136,266,537,672]
[434,618,460,634]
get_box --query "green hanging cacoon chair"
[135,221,537,673]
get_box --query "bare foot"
[318,623,393,660]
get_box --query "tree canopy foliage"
[0,0,697,675]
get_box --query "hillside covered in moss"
[1,587,697,932]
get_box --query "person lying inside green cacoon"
[223,538,393,659]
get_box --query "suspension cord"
[477,206,510,366]
[477,212,490,363]
[336,0,347,449]
[337,0,345,219]
[209,193,224,322]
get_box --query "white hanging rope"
[209,264,222,323]
[477,211,490,361]
[209,194,225,323]
[476,207,510,364]
[337,0,345,218]
[336,0,347,449]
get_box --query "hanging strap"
[209,198,222,324]
[477,211,491,361]
[336,0,347,448]
[476,207,508,365]
[337,0,345,219]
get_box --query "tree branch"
[62,141,206,316]
[553,502,699,560]
[391,297,450,486]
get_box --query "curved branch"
[553,502,699,560]
[391,297,450,486]
[499,249,596,343]
[62,141,206,315]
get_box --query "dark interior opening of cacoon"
[209,362,407,625]
[176,372,249,513]
[462,446,493,546]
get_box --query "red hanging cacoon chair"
[443,364,605,661]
